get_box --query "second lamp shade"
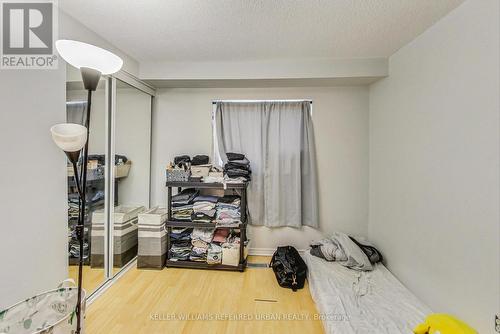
[50,123,87,153]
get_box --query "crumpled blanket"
[310,232,373,271]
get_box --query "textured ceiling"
[59,0,464,63]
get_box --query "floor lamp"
[50,40,123,334]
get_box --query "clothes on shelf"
[69,241,89,259]
[174,155,191,166]
[171,193,241,225]
[224,152,251,182]
[171,205,193,221]
[191,212,213,223]
[168,224,243,264]
[168,153,250,184]
[215,196,241,227]
[203,167,224,183]
[189,246,207,262]
[169,227,193,261]
[226,152,245,161]
[188,228,213,262]
[194,195,219,203]
[212,228,230,243]
[169,244,191,261]
[170,227,192,242]
[191,155,209,166]
[191,227,215,243]
[191,195,218,223]
[192,239,209,249]
[171,188,199,207]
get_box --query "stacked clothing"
[191,195,218,223]
[169,227,192,261]
[212,228,230,243]
[189,228,214,262]
[224,152,251,182]
[172,188,198,206]
[215,195,241,227]
[171,205,193,221]
[171,188,198,221]
[191,155,209,166]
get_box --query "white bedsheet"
[304,252,431,334]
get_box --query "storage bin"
[166,166,190,182]
[222,242,249,266]
[115,161,131,178]
[191,164,212,177]
[91,205,145,268]
[0,279,86,334]
[67,165,104,181]
[137,207,168,269]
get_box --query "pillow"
[330,232,373,271]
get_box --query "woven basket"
[166,167,190,182]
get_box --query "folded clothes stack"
[189,228,214,262]
[191,227,214,243]
[224,152,251,182]
[215,195,241,227]
[191,195,218,223]
[172,188,199,206]
[169,227,193,261]
[189,246,207,262]
[171,227,192,242]
[171,205,193,221]
[212,228,230,243]
[171,188,198,221]
[191,155,209,166]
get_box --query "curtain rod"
[212,99,312,104]
[66,100,87,105]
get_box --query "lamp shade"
[55,40,123,75]
[50,123,87,152]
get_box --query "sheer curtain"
[215,101,319,228]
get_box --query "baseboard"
[248,248,276,256]
[249,248,307,256]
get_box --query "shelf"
[166,181,247,189]
[166,220,244,228]
[166,259,247,272]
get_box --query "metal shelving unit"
[165,181,248,272]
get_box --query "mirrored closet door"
[110,78,152,275]
[65,66,155,297]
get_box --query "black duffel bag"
[269,246,307,291]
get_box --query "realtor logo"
[1,0,58,69]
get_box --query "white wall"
[0,8,141,308]
[151,87,369,252]
[368,0,499,332]
[0,68,67,308]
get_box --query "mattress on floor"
[303,251,431,334]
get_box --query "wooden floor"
[85,256,324,334]
[69,265,105,295]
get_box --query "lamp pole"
[75,67,101,334]
[53,39,123,334]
